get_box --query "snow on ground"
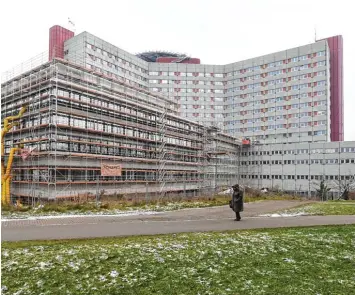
[259,212,309,217]
[1,202,230,221]
[1,210,162,222]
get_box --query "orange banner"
[101,163,122,176]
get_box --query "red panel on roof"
[49,25,74,61]
[156,57,201,64]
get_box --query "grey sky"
[1,0,354,140]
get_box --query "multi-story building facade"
[55,26,343,144]
[1,25,352,200]
[239,141,355,196]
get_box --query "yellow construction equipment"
[1,106,27,205]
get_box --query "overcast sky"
[1,0,354,140]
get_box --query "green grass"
[1,194,301,219]
[274,201,355,216]
[2,225,355,295]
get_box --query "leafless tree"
[312,175,331,201]
[332,174,355,200]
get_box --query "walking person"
[231,184,244,221]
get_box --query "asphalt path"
[2,201,355,242]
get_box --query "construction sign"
[101,163,122,176]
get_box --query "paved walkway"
[2,201,354,241]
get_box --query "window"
[317,51,326,57]
[292,57,298,62]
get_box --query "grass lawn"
[1,194,300,219]
[272,201,355,216]
[2,225,355,295]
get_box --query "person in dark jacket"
[231,184,244,221]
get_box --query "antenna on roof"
[314,26,317,42]
[68,17,76,33]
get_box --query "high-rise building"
[58,28,343,144]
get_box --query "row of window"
[55,90,197,132]
[149,80,225,85]
[87,54,148,81]
[227,80,326,93]
[150,72,326,85]
[86,63,147,90]
[241,147,355,156]
[149,51,326,77]
[241,158,355,165]
[86,43,148,74]
[14,170,201,182]
[226,71,326,84]
[240,174,352,181]
[238,126,326,132]
[233,99,327,108]
[232,118,327,125]
[229,91,326,100]
[151,88,225,94]
[149,61,326,80]
[239,108,326,116]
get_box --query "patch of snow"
[155,255,165,263]
[99,275,107,282]
[283,258,295,263]
[1,210,162,221]
[260,212,309,217]
[110,270,119,277]
[38,262,48,269]
[36,280,44,287]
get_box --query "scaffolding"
[1,58,242,202]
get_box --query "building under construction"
[1,58,243,201]
[2,25,354,202]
